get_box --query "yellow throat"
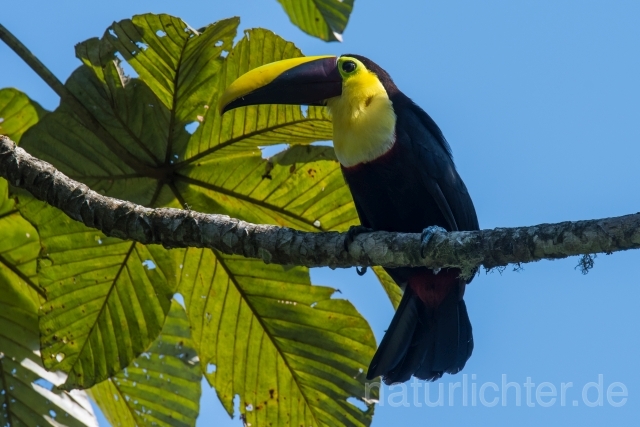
[326,58,396,168]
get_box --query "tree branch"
[1,135,639,277]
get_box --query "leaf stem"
[0,23,67,99]
[0,23,161,176]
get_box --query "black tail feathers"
[367,287,473,384]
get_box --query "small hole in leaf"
[347,397,368,411]
[0,118,4,123]
[34,378,54,391]
[185,121,199,134]
[135,42,148,51]
[156,30,167,37]
[301,105,308,118]
[220,50,228,58]
[55,353,65,362]
[215,40,223,47]
[233,395,240,418]
[142,260,156,270]
[114,52,139,78]
[173,294,186,308]
[49,410,57,418]
[108,28,117,38]
[207,363,217,374]
[259,143,288,159]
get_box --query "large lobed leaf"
[18,197,179,390]
[12,15,378,427]
[0,274,98,427]
[2,13,404,427]
[178,249,377,427]
[20,16,345,227]
[16,14,358,390]
[277,0,355,42]
[88,300,201,427]
[0,136,97,426]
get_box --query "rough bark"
[2,135,640,277]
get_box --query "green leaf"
[180,27,333,161]
[0,190,41,299]
[16,15,366,421]
[0,88,47,143]
[0,253,98,427]
[19,16,344,226]
[18,197,179,389]
[0,88,45,297]
[277,0,355,42]
[372,266,403,310]
[88,300,201,427]
[176,145,356,231]
[178,249,377,427]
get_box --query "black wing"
[393,94,479,232]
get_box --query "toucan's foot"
[344,225,373,277]
[420,225,447,258]
[343,225,374,252]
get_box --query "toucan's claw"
[345,226,373,277]
[420,225,447,258]
[343,225,374,252]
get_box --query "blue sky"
[3,1,640,426]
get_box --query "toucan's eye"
[342,60,357,73]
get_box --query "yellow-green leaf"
[277,0,355,42]
[19,16,344,227]
[0,88,45,298]
[18,197,179,389]
[181,27,333,161]
[178,249,377,427]
[0,245,97,427]
[0,197,40,298]
[14,16,373,427]
[176,146,356,231]
[88,300,201,427]
[0,88,47,143]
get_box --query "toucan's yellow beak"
[218,55,341,114]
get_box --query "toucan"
[219,55,479,384]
